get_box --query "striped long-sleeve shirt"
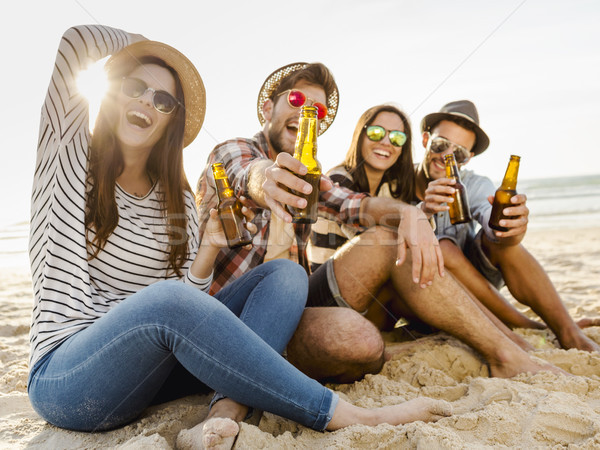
[28,25,209,370]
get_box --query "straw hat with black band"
[420,100,490,156]
[105,40,206,148]
[256,62,339,136]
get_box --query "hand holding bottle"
[421,178,458,217]
[487,193,529,239]
[202,197,256,250]
[489,155,528,241]
[263,152,333,223]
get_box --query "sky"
[2,0,600,228]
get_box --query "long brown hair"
[344,104,414,202]
[85,56,191,276]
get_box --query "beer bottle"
[444,153,472,224]
[489,155,521,232]
[211,162,253,248]
[286,105,321,224]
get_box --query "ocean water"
[1,174,599,269]
[519,174,600,230]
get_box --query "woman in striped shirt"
[28,26,452,448]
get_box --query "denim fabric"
[28,260,337,432]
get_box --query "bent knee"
[261,259,308,306]
[133,280,217,317]
[262,260,307,288]
[439,239,467,270]
[360,226,398,247]
[333,308,385,362]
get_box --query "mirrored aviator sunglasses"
[282,89,328,120]
[121,77,178,114]
[428,136,471,164]
[364,125,407,147]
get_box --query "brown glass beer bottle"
[286,105,321,224]
[211,162,253,248]
[444,153,472,224]
[489,155,521,232]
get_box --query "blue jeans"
[28,260,338,432]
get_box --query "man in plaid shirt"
[197,63,560,384]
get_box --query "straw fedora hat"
[256,62,339,136]
[105,40,206,148]
[420,100,490,156]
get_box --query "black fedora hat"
[420,100,490,156]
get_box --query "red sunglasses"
[278,89,328,120]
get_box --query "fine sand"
[1,227,600,449]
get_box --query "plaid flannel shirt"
[197,131,367,294]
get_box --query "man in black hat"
[414,100,599,352]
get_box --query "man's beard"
[267,122,294,156]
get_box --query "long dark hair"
[85,56,191,276]
[343,104,414,202]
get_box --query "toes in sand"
[176,417,239,450]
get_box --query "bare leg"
[483,237,600,352]
[286,307,385,383]
[439,239,545,330]
[448,272,535,351]
[327,397,453,429]
[176,399,247,450]
[332,227,565,377]
[364,279,534,352]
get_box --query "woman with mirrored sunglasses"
[28,25,451,449]
[313,103,414,212]
[308,104,418,313]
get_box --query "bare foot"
[488,348,569,378]
[177,418,238,450]
[176,398,247,450]
[369,397,453,425]
[557,325,600,352]
[326,397,452,430]
[576,317,600,329]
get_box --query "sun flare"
[76,57,110,131]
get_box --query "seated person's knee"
[353,226,398,249]
[439,239,467,270]
[338,308,385,363]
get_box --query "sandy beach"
[2,226,600,449]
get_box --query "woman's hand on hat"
[129,33,148,44]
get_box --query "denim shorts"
[307,258,358,310]
[463,230,504,289]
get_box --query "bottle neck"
[500,159,520,190]
[214,178,234,200]
[293,113,319,171]
[444,156,461,181]
[212,165,235,200]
